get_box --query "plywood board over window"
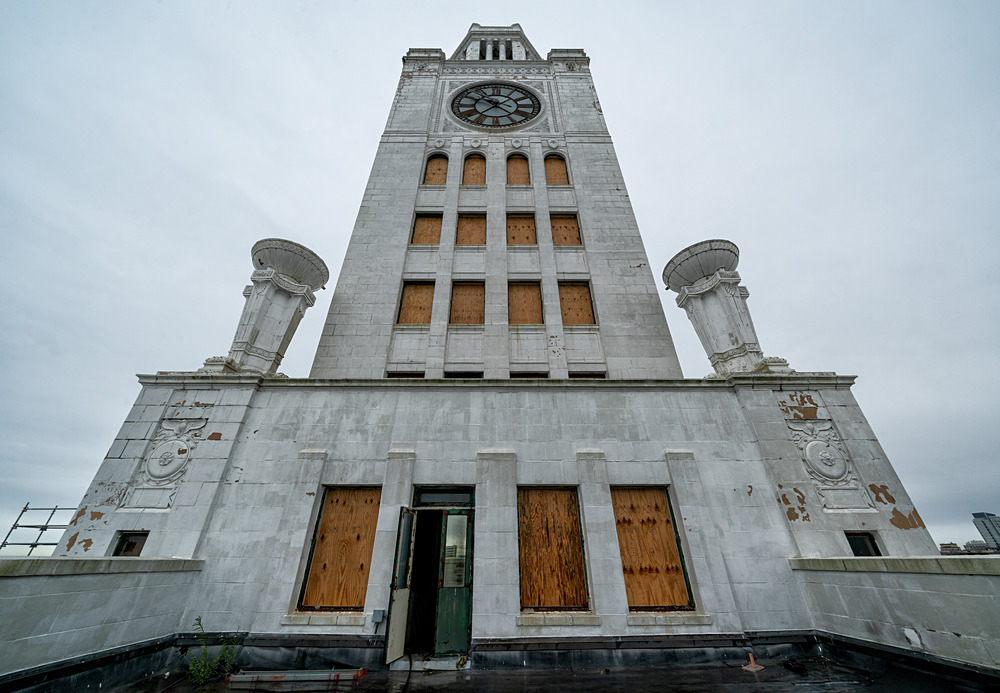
[551,215,581,245]
[611,487,692,610]
[462,156,486,185]
[301,487,382,609]
[517,487,588,609]
[456,215,486,245]
[450,283,485,324]
[558,283,595,324]
[424,155,448,185]
[412,215,442,244]
[544,156,569,185]
[506,215,536,245]
[507,155,530,185]
[508,283,543,325]
[398,282,434,324]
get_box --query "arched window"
[544,155,569,185]
[507,154,530,185]
[423,155,448,185]
[462,154,486,185]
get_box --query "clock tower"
[310,23,683,381]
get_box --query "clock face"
[452,84,541,129]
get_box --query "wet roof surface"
[141,656,990,692]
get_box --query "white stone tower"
[311,23,682,380]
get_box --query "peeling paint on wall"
[69,506,87,526]
[890,507,926,530]
[777,484,810,522]
[869,484,896,504]
[778,392,819,419]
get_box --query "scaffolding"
[1,504,73,556]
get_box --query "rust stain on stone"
[177,448,187,455]
[793,488,806,505]
[747,485,753,496]
[89,511,104,521]
[80,538,93,552]
[207,432,222,441]
[66,532,79,551]
[70,506,87,526]
[786,507,799,521]
[306,492,316,496]
[869,484,896,504]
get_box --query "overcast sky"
[1,1,998,551]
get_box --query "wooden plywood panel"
[398,282,434,324]
[462,156,486,185]
[544,156,569,185]
[507,155,530,185]
[302,487,382,609]
[508,283,543,325]
[412,215,442,244]
[611,487,691,609]
[506,215,536,245]
[551,215,581,245]
[517,488,588,609]
[456,215,486,245]
[424,155,448,185]
[558,283,595,324]
[450,283,485,324]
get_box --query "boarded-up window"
[506,215,536,245]
[551,215,581,245]
[450,282,485,324]
[411,215,442,244]
[456,215,486,245]
[558,283,595,324]
[398,282,434,324]
[544,156,569,185]
[424,155,448,185]
[611,487,692,610]
[462,155,486,185]
[517,488,588,609]
[508,283,543,325]
[301,487,381,609]
[507,155,530,185]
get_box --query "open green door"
[434,510,472,655]
[385,507,416,665]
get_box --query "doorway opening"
[386,487,474,663]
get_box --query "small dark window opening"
[113,531,148,557]
[510,372,548,379]
[414,486,475,507]
[386,371,425,379]
[846,532,881,556]
[444,371,484,379]
[568,372,606,379]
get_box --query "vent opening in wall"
[846,532,882,557]
[112,531,149,557]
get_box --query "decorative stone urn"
[201,239,329,376]
[663,239,789,376]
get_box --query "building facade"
[2,24,999,686]
[974,512,1000,548]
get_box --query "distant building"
[939,542,962,555]
[973,512,1000,548]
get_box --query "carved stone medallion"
[123,418,206,509]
